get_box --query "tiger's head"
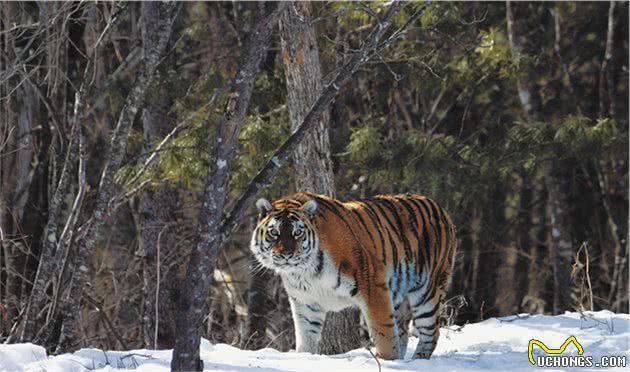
[250,197,319,274]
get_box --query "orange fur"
[252,192,457,360]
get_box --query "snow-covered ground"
[1,310,628,372]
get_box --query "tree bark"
[138,1,179,350]
[506,1,574,314]
[528,183,552,313]
[5,4,58,341]
[3,82,39,330]
[171,4,284,370]
[599,1,617,119]
[19,3,126,344]
[595,2,625,311]
[173,3,406,369]
[240,256,273,350]
[544,162,574,313]
[280,2,336,195]
[220,1,406,238]
[505,1,542,122]
[19,76,83,344]
[230,3,406,351]
[55,2,179,352]
[0,1,42,332]
[480,185,507,317]
[515,172,532,311]
[278,1,362,355]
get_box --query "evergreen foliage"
[1,1,627,351]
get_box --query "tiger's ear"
[256,198,272,218]
[303,199,317,219]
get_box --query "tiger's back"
[296,193,456,298]
[251,192,456,360]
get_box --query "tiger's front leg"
[289,297,326,354]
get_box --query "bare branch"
[171,3,288,370]
[221,1,406,238]
[55,2,180,352]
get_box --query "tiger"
[250,192,456,360]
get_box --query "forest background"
[0,1,627,368]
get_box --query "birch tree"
[506,1,573,313]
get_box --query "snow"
[1,310,628,372]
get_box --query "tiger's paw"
[413,351,433,360]
[373,345,401,360]
[399,346,407,359]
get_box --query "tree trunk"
[544,162,574,313]
[278,1,362,355]
[475,185,505,318]
[599,1,617,119]
[240,256,273,350]
[4,82,39,329]
[449,205,476,322]
[515,172,532,311]
[55,2,179,352]
[597,1,626,312]
[506,1,574,314]
[171,4,283,370]
[172,3,404,368]
[527,182,551,313]
[218,1,405,236]
[138,1,180,350]
[20,3,95,344]
[0,3,43,323]
[280,2,336,195]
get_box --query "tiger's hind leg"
[393,298,411,359]
[361,287,401,360]
[407,280,443,359]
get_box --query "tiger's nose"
[272,244,294,258]
[271,244,290,256]
[278,249,294,259]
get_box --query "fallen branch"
[83,293,129,350]
[365,346,382,372]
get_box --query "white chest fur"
[279,251,358,312]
